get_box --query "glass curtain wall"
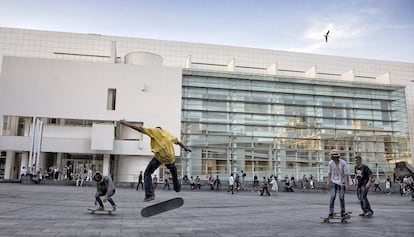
[179,70,411,181]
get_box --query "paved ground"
[0,183,412,237]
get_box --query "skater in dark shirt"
[355,155,374,216]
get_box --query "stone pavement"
[0,183,412,237]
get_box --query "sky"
[0,0,413,63]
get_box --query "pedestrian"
[208,175,215,190]
[259,177,271,196]
[270,175,279,196]
[285,177,294,192]
[195,175,201,190]
[163,172,171,190]
[76,172,84,187]
[240,170,246,191]
[20,166,27,178]
[190,176,196,190]
[86,168,93,182]
[93,172,117,211]
[302,174,308,191]
[253,175,259,188]
[373,178,382,192]
[137,171,144,190]
[235,173,240,191]
[228,173,235,194]
[214,175,221,191]
[355,155,374,216]
[120,120,192,202]
[152,174,158,189]
[385,177,392,195]
[310,175,315,189]
[327,149,350,218]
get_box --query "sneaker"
[328,213,334,218]
[366,211,373,216]
[144,196,155,202]
[341,212,350,218]
[112,205,117,211]
[96,206,104,211]
[359,213,366,216]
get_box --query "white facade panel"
[91,123,114,150]
[0,56,182,130]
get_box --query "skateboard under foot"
[87,208,114,215]
[321,212,351,223]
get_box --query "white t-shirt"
[229,176,235,185]
[328,159,349,185]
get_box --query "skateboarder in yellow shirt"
[120,120,192,202]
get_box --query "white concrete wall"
[0,56,182,131]
[0,56,183,181]
[117,155,153,182]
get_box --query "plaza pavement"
[0,183,412,237]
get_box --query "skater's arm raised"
[120,119,145,133]
[175,140,192,153]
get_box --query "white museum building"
[0,27,413,182]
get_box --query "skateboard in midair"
[141,197,184,217]
[87,208,114,215]
[321,212,351,223]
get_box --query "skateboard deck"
[87,208,113,215]
[141,197,184,217]
[321,212,351,223]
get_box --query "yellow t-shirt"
[141,127,178,164]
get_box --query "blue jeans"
[357,185,372,213]
[329,182,345,214]
[144,157,180,199]
[95,189,116,208]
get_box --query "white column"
[4,151,16,179]
[102,154,110,176]
[56,153,63,180]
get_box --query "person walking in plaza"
[355,155,374,216]
[136,171,144,191]
[270,175,279,196]
[253,174,259,189]
[214,175,221,191]
[327,149,350,218]
[86,168,93,182]
[228,173,235,194]
[163,172,171,190]
[119,120,192,202]
[240,170,246,191]
[373,178,382,192]
[76,172,84,187]
[152,174,158,189]
[93,171,117,211]
[385,176,392,194]
[259,177,271,196]
[195,175,201,190]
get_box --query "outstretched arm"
[120,119,145,133]
[175,140,192,153]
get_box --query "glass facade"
[179,70,411,181]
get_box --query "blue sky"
[0,0,413,62]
